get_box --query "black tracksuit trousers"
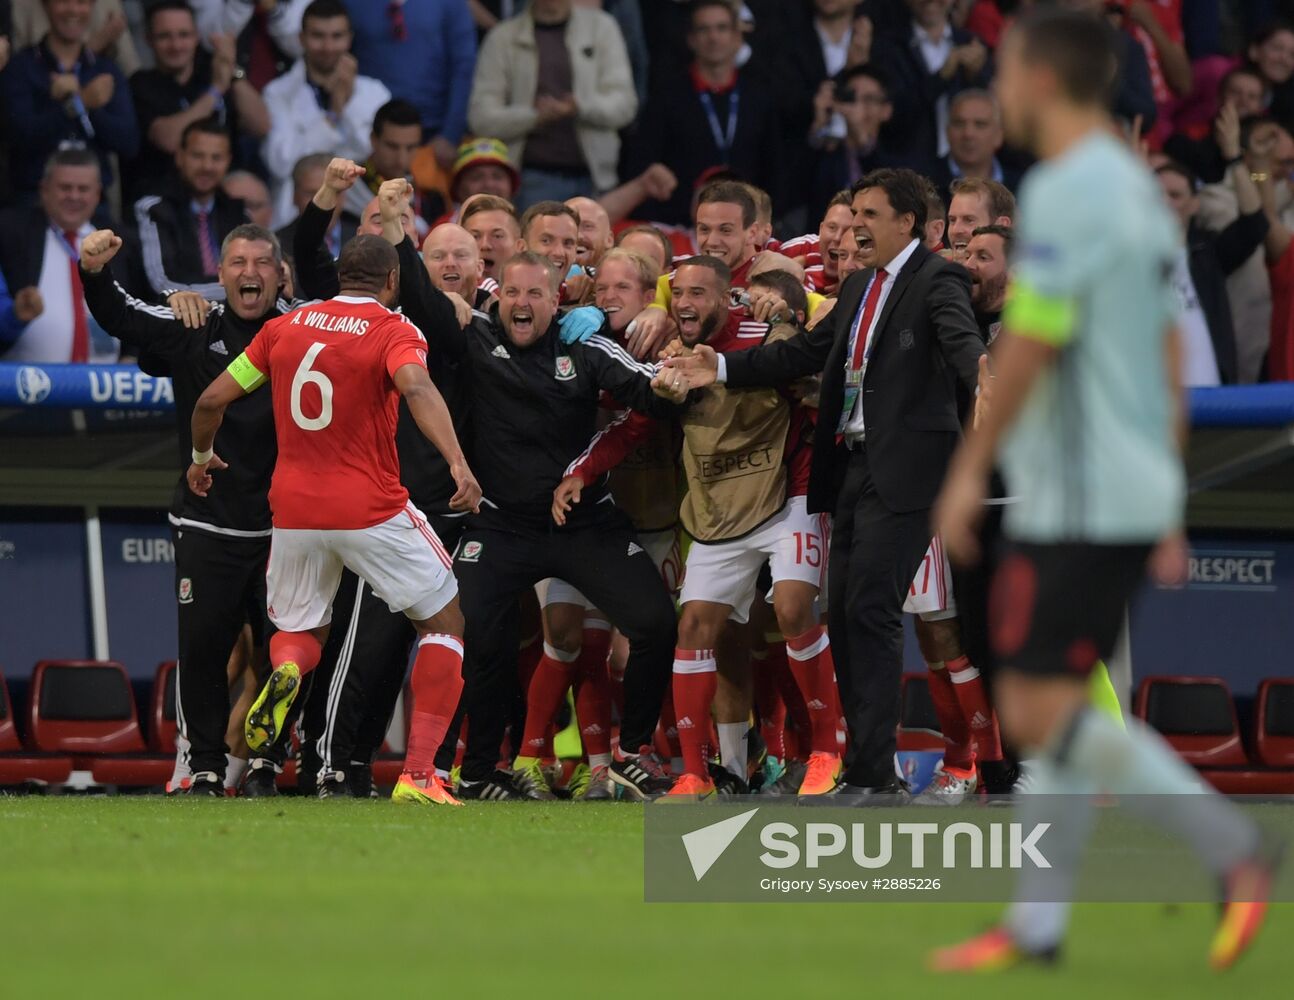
[455,510,676,783]
[172,527,270,778]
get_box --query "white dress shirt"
[816,19,853,78]
[5,225,118,364]
[262,59,392,227]
[840,237,920,442]
[1171,245,1221,387]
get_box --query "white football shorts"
[903,535,957,622]
[266,502,457,632]
[679,496,829,624]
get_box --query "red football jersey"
[242,295,428,530]
[780,233,822,268]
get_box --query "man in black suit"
[871,0,993,171]
[622,0,782,226]
[663,167,985,799]
[1155,158,1266,386]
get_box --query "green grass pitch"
[1,797,1290,998]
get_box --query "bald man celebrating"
[424,223,495,310]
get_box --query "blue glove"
[557,306,603,345]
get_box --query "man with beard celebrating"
[567,256,841,799]
[964,223,1010,341]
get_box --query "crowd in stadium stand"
[2,0,1294,382]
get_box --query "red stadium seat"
[1134,676,1247,767]
[1199,769,1294,795]
[1256,679,1294,769]
[897,673,945,752]
[0,669,72,786]
[28,660,173,787]
[150,661,178,754]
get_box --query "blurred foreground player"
[931,10,1278,971]
[188,236,483,807]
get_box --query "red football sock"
[927,664,974,770]
[767,641,810,761]
[672,648,717,777]
[403,633,465,774]
[518,644,577,759]
[947,654,1004,762]
[752,649,788,761]
[517,633,543,689]
[657,683,688,760]
[574,626,613,758]
[785,626,839,755]
[269,630,321,676]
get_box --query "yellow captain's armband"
[227,352,267,392]
[1002,279,1077,348]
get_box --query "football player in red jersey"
[783,191,855,294]
[188,235,482,807]
[564,257,841,798]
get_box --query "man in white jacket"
[262,0,390,226]
[469,0,636,211]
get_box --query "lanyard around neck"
[699,88,739,157]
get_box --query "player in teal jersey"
[929,7,1279,973]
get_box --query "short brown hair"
[970,223,1014,255]
[616,224,673,269]
[696,181,757,228]
[949,177,1016,224]
[742,183,772,224]
[460,194,518,230]
[918,175,945,227]
[1012,7,1117,107]
[501,250,560,292]
[221,223,282,264]
[749,268,808,323]
[827,190,852,211]
[598,247,659,291]
[689,0,737,30]
[674,254,731,291]
[520,200,580,242]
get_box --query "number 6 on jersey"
[291,342,333,431]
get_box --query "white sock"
[589,752,612,769]
[717,723,747,779]
[435,768,450,781]
[224,755,248,790]
[1005,756,1093,951]
[170,736,192,787]
[1065,708,1258,872]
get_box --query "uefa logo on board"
[15,366,51,405]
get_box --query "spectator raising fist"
[13,287,44,324]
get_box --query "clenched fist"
[80,230,124,273]
[13,287,44,324]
